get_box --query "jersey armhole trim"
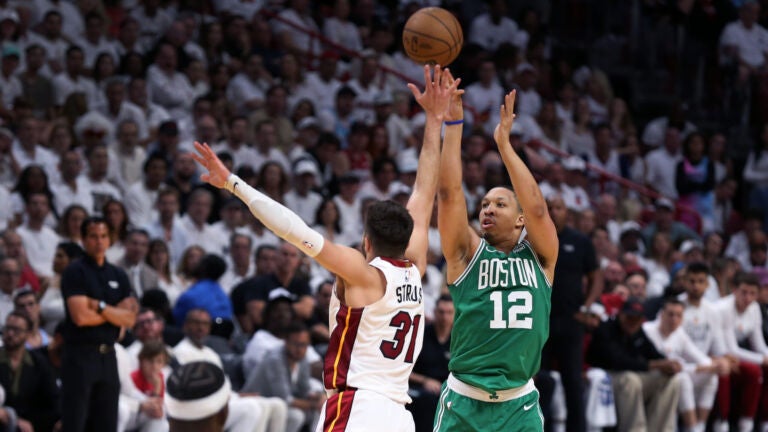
[522,240,553,289]
[452,238,486,287]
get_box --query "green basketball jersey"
[448,238,552,393]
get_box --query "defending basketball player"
[192,65,460,432]
[433,88,558,431]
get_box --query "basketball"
[402,7,463,67]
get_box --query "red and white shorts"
[315,388,415,432]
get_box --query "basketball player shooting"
[433,88,558,431]
[192,65,461,432]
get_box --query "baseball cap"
[158,121,179,136]
[620,297,645,317]
[294,159,319,177]
[0,10,19,24]
[516,62,536,75]
[619,221,642,238]
[296,116,320,131]
[679,239,703,255]
[562,155,586,172]
[165,362,231,421]
[655,198,675,211]
[268,287,296,303]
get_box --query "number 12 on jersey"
[379,311,422,363]
[490,291,533,329]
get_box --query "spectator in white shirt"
[715,272,768,432]
[145,188,188,270]
[211,116,258,170]
[28,11,67,75]
[719,1,768,82]
[96,78,149,142]
[147,43,195,119]
[641,101,697,149]
[180,188,226,254]
[52,46,100,108]
[11,117,59,182]
[51,149,93,216]
[0,257,22,329]
[125,154,168,227]
[130,0,173,52]
[464,60,505,135]
[645,126,683,199]
[468,0,521,52]
[252,120,291,174]
[219,233,254,294]
[358,157,399,201]
[127,78,171,134]
[744,124,768,221]
[31,0,83,42]
[273,0,322,58]
[323,0,362,54]
[82,144,122,215]
[303,52,341,115]
[112,16,143,58]
[587,124,622,196]
[226,53,270,115]
[110,120,147,191]
[75,12,119,69]
[347,54,388,124]
[283,160,322,224]
[16,193,60,278]
[644,298,724,432]
[514,63,542,117]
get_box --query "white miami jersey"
[323,256,424,404]
[682,299,727,356]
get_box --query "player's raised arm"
[191,141,377,288]
[404,65,461,276]
[437,70,480,283]
[493,91,558,280]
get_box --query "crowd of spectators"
[0,0,766,431]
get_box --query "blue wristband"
[444,119,464,126]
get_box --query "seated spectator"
[114,342,168,432]
[145,239,185,307]
[0,311,60,432]
[586,297,682,432]
[244,322,323,432]
[0,257,23,324]
[644,127,683,199]
[145,188,189,270]
[643,299,724,432]
[219,233,255,295]
[306,280,332,354]
[719,1,768,84]
[173,308,290,432]
[16,192,60,279]
[724,209,764,269]
[131,340,168,399]
[13,287,49,349]
[172,254,234,339]
[126,308,176,372]
[124,154,168,227]
[408,295,453,432]
[641,198,702,248]
[117,229,160,299]
[744,124,768,228]
[179,188,227,255]
[715,272,768,432]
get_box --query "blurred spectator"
[744,124,768,225]
[172,254,233,339]
[676,132,716,232]
[17,192,60,279]
[244,322,322,432]
[11,117,59,182]
[252,120,291,175]
[219,233,254,295]
[10,165,57,229]
[126,308,172,370]
[145,239,185,306]
[180,188,226,254]
[96,78,149,143]
[0,311,60,432]
[468,0,522,52]
[13,287,48,349]
[719,1,768,82]
[211,116,258,170]
[544,194,601,432]
[52,150,93,217]
[249,85,294,152]
[408,295,453,432]
[564,98,596,157]
[0,45,22,110]
[175,245,205,291]
[713,177,738,233]
[641,101,698,149]
[111,119,147,192]
[586,297,682,432]
[0,257,22,325]
[147,43,195,120]
[131,340,168,400]
[127,78,171,134]
[84,145,123,216]
[145,188,188,269]
[39,241,83,334]
[114,341,167,432]
[645,127,683,199]
[273,0,322,59]
[103,199,130,262]
[125,155,166,226]
[284,160,322,224]
[52,46,99,107]
[641,198,701,247]
[229,244,278,335]
[464,60,504,135]
[28,10,68,74]
[19,44,54,118]
[0,231,39,293]
[117,229,160,299]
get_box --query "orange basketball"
[402,7,463,67]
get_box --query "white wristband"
[226,174,325,257]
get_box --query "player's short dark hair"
[191,254,227,281]
[143,152,169,173]
[686,261,710,276]
[364,200,413,258]
[7,310,32,331]
[662,297,685,310]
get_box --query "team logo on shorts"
[303,241,314,249]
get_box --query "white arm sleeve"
[226,174,325,257]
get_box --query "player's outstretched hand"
[192,141,231,189]
[442,68,464,122]
[493,90,517,147]
[407,64,461,121]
